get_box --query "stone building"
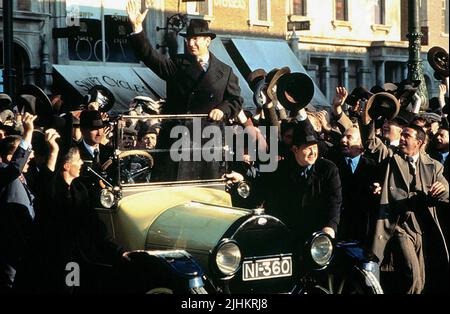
[290,0,449,102]
[1,0,448,110]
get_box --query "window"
[443,0,449,34]
[65,0,138,63]
[293,0,307,16]
[258,0,268,21]
[335,0,348,21]
[249,0,271,25]
[374,0,385,25]
[187,0,212,17]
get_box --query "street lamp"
[407,0,428,110]
[2,0,15,96]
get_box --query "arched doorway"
[0,42,31,95]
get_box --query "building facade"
[1,0,448,108]
[291,0,449,102]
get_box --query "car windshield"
[115,115,231,185]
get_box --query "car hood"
[115,185,235,250]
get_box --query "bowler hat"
[275,72,314,112]
[292,121,319,147]
[84,85,115,113]
[0,93,12,109]
[79,110,106,130]
[427,46,449,78]
[345,86,373,107]
[395,79,420,105]
[363,92,400,125]
[16,84,53,127]
[247,69,267,108]
[180,19,216,39]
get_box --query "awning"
[209,39,255,112]
[53,64,165,113]
[230,38,329,108]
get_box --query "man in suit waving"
[126,0,242,121]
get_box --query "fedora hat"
[84,85,115,113]
[292,121,319,147]
[274,72,314,112]
[427,46,449,78]
[16,84,53,127]
[393,79,420,107]
[363,92,400,125]
[180,19,216,39]
[247,68,267,108]
[345,86,373,107]
[79,110,106,130]
[0,93,12,110]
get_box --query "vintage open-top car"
[90,114,382,294]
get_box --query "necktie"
[93,148,100,164]
[198,59,207,72]
[405,155,417,190]
[347,158,353,174]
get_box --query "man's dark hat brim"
[345,86,373,107]
[363,92,400,125]
[370,85,385,94]
[85,85,115,113]
[427,46,449,78]
[0,122,19,135]
[179,19,216,39]
[276,72,314,112]
[0,94,12,108]
[17,84,53,126]
[79,110,107,130]
[246,68,268,108]
[292,122,319,147]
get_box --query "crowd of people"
[0,0,448,294]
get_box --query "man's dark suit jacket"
[0,144,34,288]
[253,157,342,243]
[130,31,242,120]
[76,140,114,167]
[328,152,379,244]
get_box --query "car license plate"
[242,256,292,281]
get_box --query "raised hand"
[22,112,37,145]
[45,128,61,153]
[332,87,348,109]
[126,0,149,33]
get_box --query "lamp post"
[2,0,15,96]
[407,0,428,110]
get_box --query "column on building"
[358,66,372,89]
[320,58,331,101]
[376,60,385,86]
[341,59,349,89]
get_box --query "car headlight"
[237,182,250,199]
[100,189,115,208]
[310,233,333,267]
[215,240,242,276]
